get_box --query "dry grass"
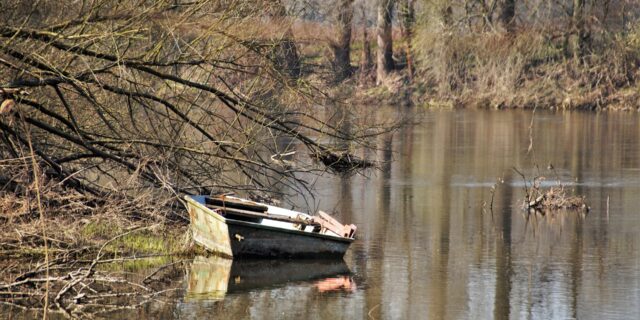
[0,164,188,317]
[414,24,640,110]
[0,160,186,260]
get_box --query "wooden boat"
[184,195,357,258]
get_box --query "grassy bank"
[0,213,189,260]
[283,3,640,111]
[0,169,190,261]
[330,26,640,110]
[409,25,640,111]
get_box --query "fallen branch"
[311,149,376,173]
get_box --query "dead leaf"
[0,99,15,115]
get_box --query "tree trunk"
[399,0,415,81]
[276,38,301,79]
[376,0,394,85]
[498,0,516,33]
[361,27,373,72]
[359,5,373,84]
[568,0,586,59]
[333,0,354,82]
[269,1,301,79]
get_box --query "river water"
[171,109,640,319]
[9,109,640,319]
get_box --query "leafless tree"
[399,0,415,80]
[568,0,588,58]
[266,0,302,79]
[0,0,388,212]
[376,0,394,85]
[332,0,355,81]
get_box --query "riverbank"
[0,173,190,261]
[0,186,192,317]
[324,19,640,111]
[346,35,640,111]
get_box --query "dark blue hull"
[226,219,353,258]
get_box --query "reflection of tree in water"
[516,208,588,318]
[494,172,513,320]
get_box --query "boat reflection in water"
[186,255,355,300]
[314,275,356,293]
[186,256,233,300]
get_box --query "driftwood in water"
[312,150,376,173]
[524,186,589,212]
[513,168,589,212]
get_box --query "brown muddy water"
[4,109,640,319]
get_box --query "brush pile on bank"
[0,224,184,318]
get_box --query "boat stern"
[184,195,233,258]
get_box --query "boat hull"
[226,219,353,258]
[186,196,233,257]
[185,195,353,259]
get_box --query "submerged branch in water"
[0,226,186,318]
[311,149,377,174]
